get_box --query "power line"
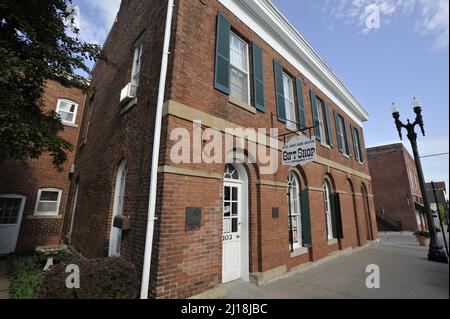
[420,152,449,159]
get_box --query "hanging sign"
[282,135,317,166]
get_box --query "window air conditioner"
[120,82,137,105]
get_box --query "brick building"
[64,0,378,298]
[0,80,85,254]
[367,143,427,232]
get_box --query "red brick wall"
[0,80,85,251]
[367,144,422,231]
[66,0,378,299]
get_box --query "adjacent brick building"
[65,0,378,298]
[367,143,427,232]
[0,80,85,254]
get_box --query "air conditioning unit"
[120,82,137,105]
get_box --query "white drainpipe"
[140,0,175,299]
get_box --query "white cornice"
[218,0,369,125]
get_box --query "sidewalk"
[0,258,10,299]
[225,233,449,299]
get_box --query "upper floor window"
[56,99,78,125]
[338,115,350,155]
[282,73,296,124]
[230,32,250,104]
[317,98,331,146]
[34,188,62,216]
[131,38,143,87]
[352,127,364,163]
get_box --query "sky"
[73,0,449,196]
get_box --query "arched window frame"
[287,172,302,250]
[323,179,334,240]
[109,160,128,257]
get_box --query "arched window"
[323,179,334,240]
[109,160,128,257]
[224,164,239,180]
[287,172,302,249]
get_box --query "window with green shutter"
[252,43,265,112]
[214,13,230,95]
[357,128,364,163]
[301,188,312,248]
[310,90,321,141]
[332,193,344,239]
[323,102,333,147]
[296,78,306,129]
[273,60,286,122]
[351,126,360,162]
[344,117,352,157]
[334,111,348,154]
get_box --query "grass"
[8,250,80,299]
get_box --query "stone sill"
[26,215,62,220]
[120,98,138,116]
[62,122,78,128]
[290,247,309,258]
[321,143,332,150]
[228,96,256,115]
[327,239,338,246]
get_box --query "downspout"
[140,0,175,299]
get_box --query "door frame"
[222,164,249,283]
[0,194,26,255]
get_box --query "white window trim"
[56,99,79,125]
[339,115,350,155]
[34,188,62,216]
[109,160,128,257]
[316,98,329,147]
[282,72,296,125]
[131,38,144,87]
[323,181,334,241]
[287,172,302,250]
[229,32,251,106]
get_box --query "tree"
[0,0,105,166]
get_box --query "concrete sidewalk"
[0,258,10,299]
[225,233,449,299]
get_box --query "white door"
[0,195,26,255]
[222,182,242,283]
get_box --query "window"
[131,39,143,87]
[339,115,350,155]
[287,172,302,249]
[317,98,331,145]
[34,188,62,216]
[353,128,364,163]
[56,99,78,125]
[230,33,250,104]
[109,160,128,257]
[323,180,334,240]
[282,73,296,124]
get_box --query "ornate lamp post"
[391,98,448,263]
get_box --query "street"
[225,232,449,299]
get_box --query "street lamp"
[391,98,448,263]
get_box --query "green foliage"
[41,257,140,299]
[0,0,105,165]
[8,250,79,299]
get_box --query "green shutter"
[351,126,360,162]
[310,90,321,141]
[273,60,286,123]
[295,78,306,129]
[323,103,334,147]
[334,110,344,152]
[301,188,312,248]
[253,43,265,112]
[332,193,344,239]
[344,118,352,157]
[214,13,230,95]
[358,129,364,163]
